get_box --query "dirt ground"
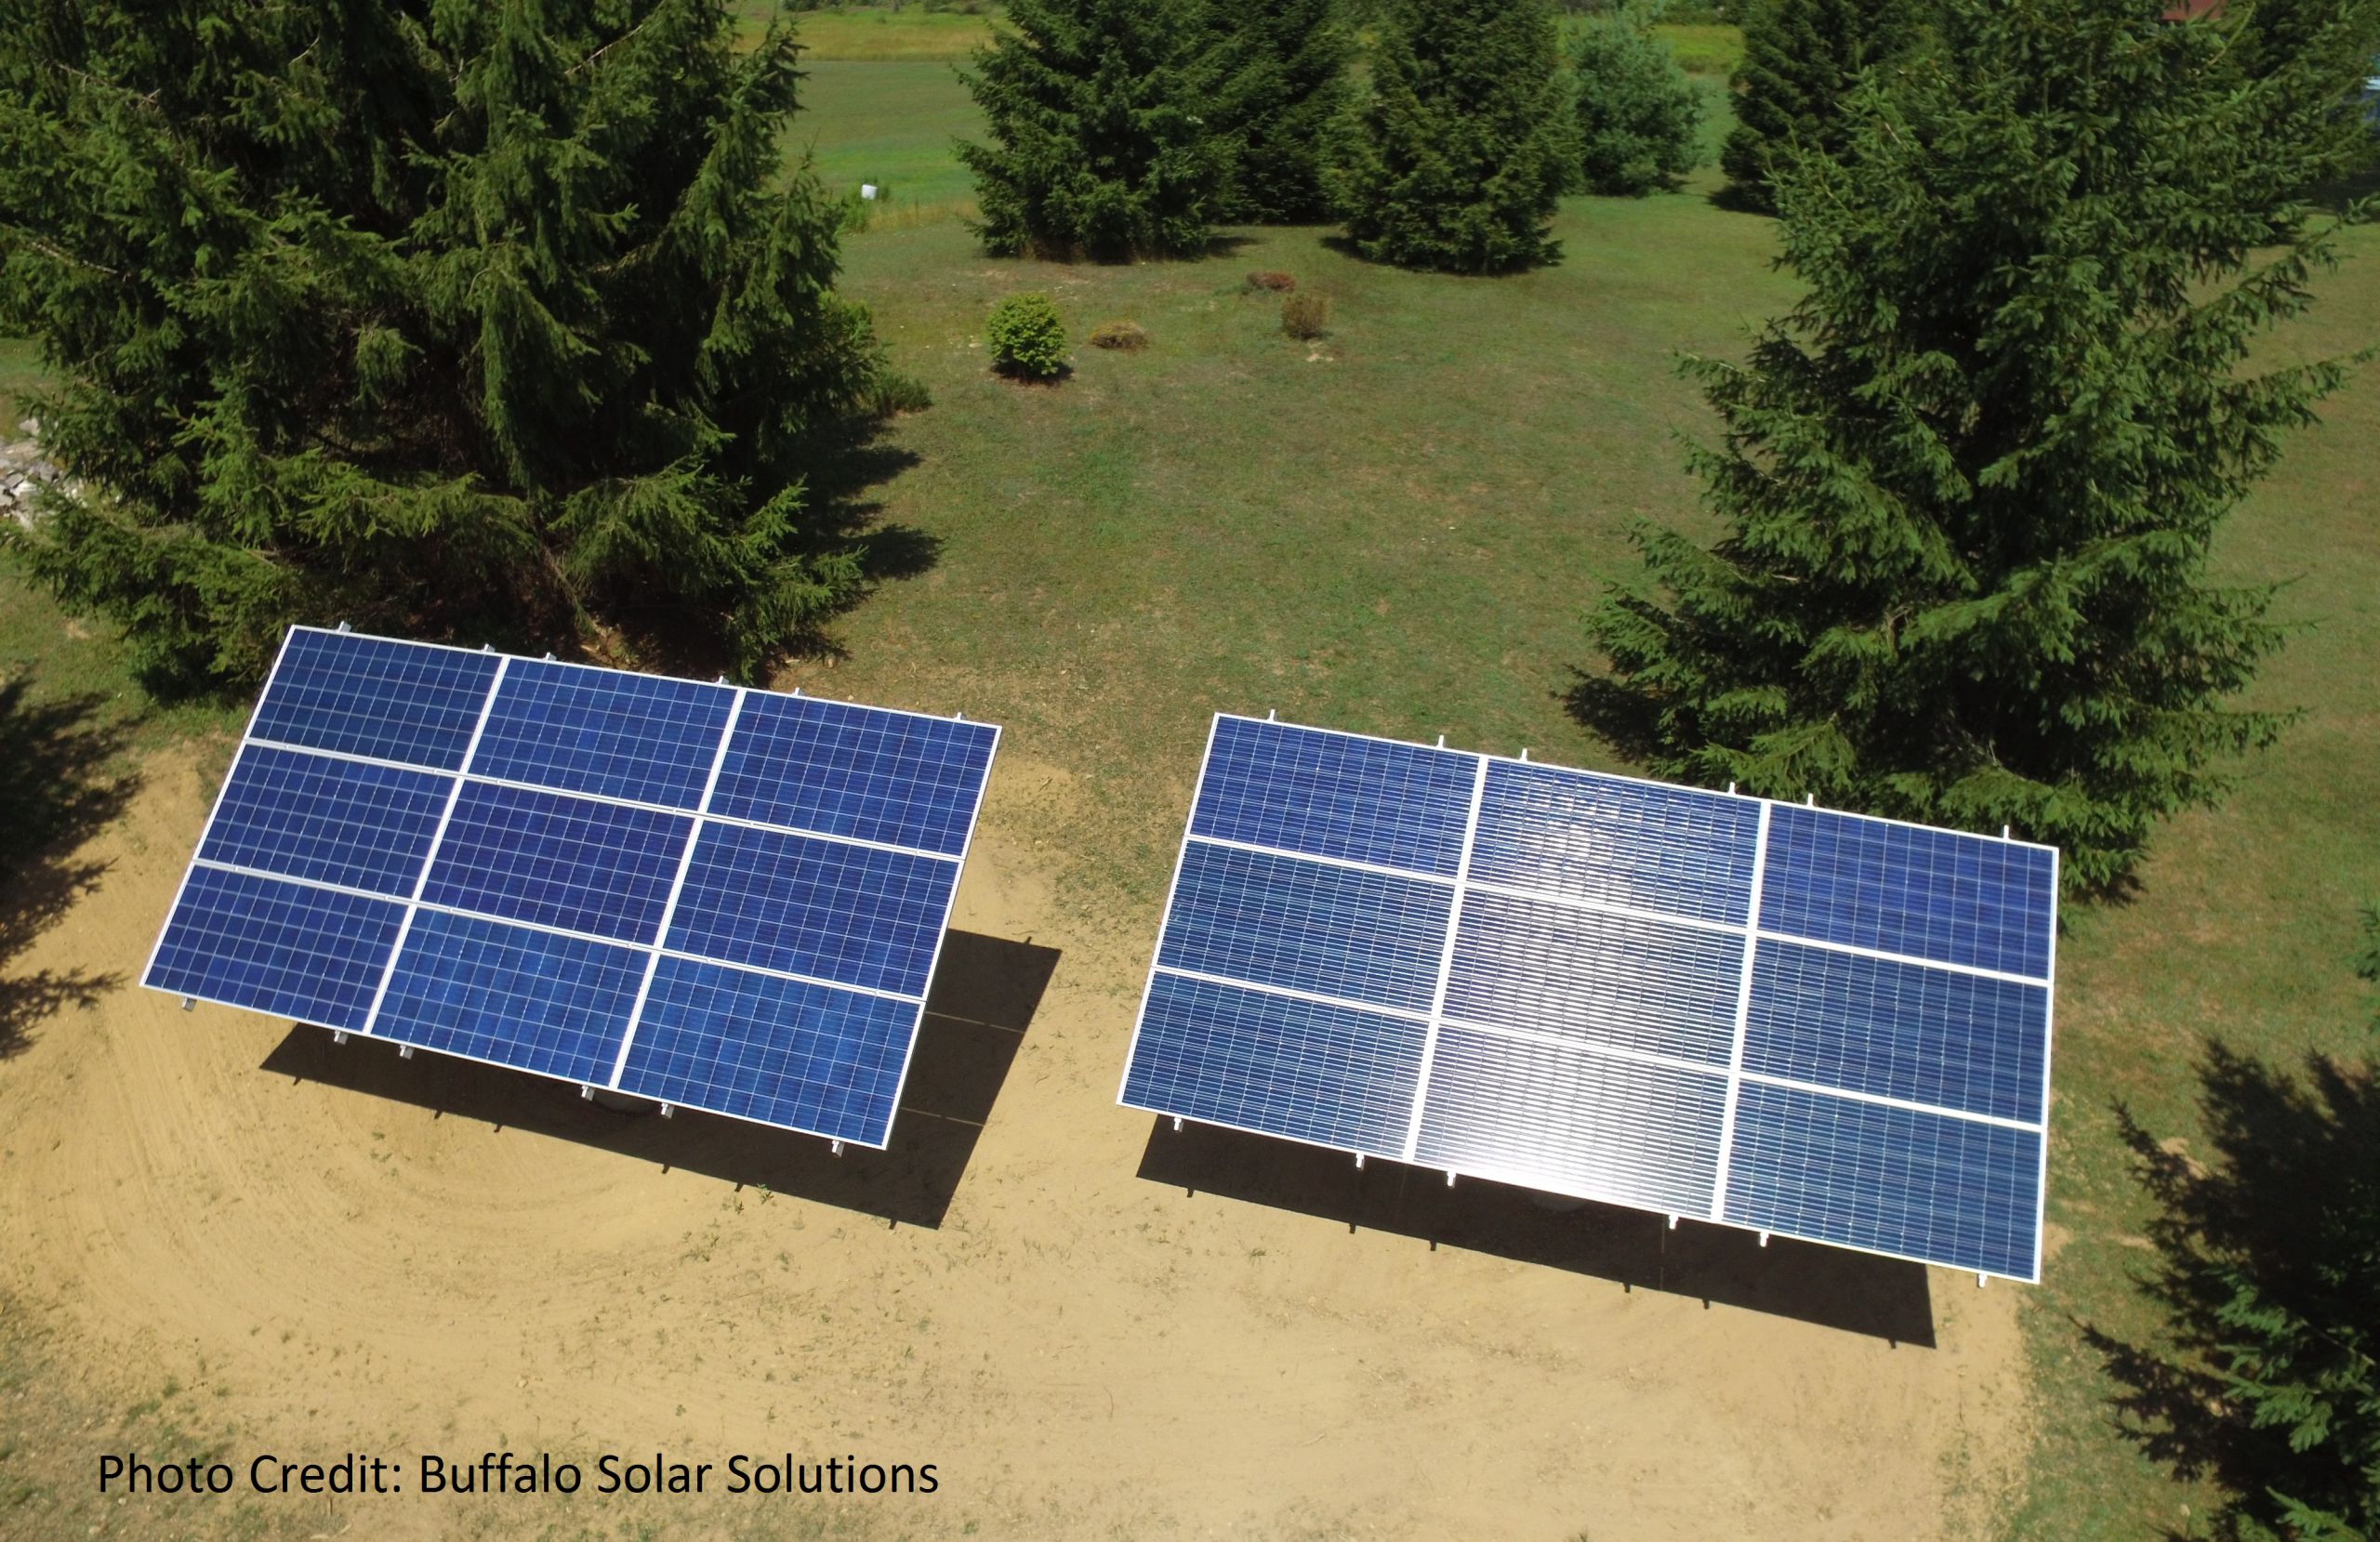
[1,738,2037,1541]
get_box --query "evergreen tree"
[2119,1037,2379,1540]
[1201,0,1354,223]
[956,0,1227,260]
[1583,0,2373,892]
[0,0,884,693]
[1330,0,1574,274]
[1719,0,1924,213]
[1571,3,1703,196]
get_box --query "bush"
[1572,7,1703,195]
[1247,270,1298,292]
[986,294,1068,378]
[863,371,933,415]
[1280,292,1331,339]
[1089,320,1151,350]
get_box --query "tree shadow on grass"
[259,930,1060,1228]
[1559,663,1669,768]
[2083,1042,2380,1538]
[1136,1119,1938,1345]
[0,678,139,1059]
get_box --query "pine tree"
[2119,1037,2380,1540]
[1719,0,1924,213]
[1200,0,1354,223]
[1330,0,1574,274]
[956,0,1227,260]
[0,0,885,694]
[1583,0,2373,893]
[1571,3,1703,196]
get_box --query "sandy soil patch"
[1,738,2033,1539]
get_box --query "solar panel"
[145,626,999,1149]
[1119,715,2057,1281]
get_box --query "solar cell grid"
[1125,971,1428,1157]
[1743,940,2048,1124]
[249,628,500,771]
[1189,717,1476,878]
[372,909,647,1085]
[198,745,451,898]
[1469,759,1760,926]
[1157,841,1454,1015]
[664,823,954,998]
[709,693,996,857]
[1119,712,2056,1280]
[1442,890,1743,1068]
[421,781,691,944]
[619,956,921,1144]
[145,625,1000,1152]
[469,660,736,809]
[1413,1023,1729,1217]
[1721,1079,2042,1279]
[1760,805,2055,980]
[148,865,405,1033]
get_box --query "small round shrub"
[1089,320,1151,350]
[986,293,1067,378]
[1280,291,1331,340]
[1246,270,1297,293]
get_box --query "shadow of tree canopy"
[2089,1042,2380,1539]
[0,678,139,1059]
[604,411,938,682]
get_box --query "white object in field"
[860,183,879,200]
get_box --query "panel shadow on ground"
[1134,1117,1937,1346]
[258,929,1059,1229]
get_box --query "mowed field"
[3,13,2376,1542]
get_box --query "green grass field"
[743,2,998,59]
[3,17,2374,1537]
[797,59,985,221]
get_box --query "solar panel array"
[1119,715,2057,1280]
[145,626,998,1148]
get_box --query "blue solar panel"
[1190,717,1477,877]
[372,910,645,1084]
[469,660,735,809]
[1413,1024,1728,1217]
[1721,1080,2041,1279]
[198,745,451,897]
[249,629,499,770]
[1119,713,2056,1279]
[709,694,996,856]
[665,823,954,997]
[1123,972,1427,1157]
[1469,761,1760,925]
[619,956,921,1144]
[1157,842,1453,1014]
[421,781,691,943]
[147,865,404,1032]
[148,626,999,1151]
[1443,890,1742,1067]
[1760,805,2055,979]
[1744,940,2048,1124]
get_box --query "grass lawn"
[741,2,998,59]
[1,27,2373,1540]
[1652,21,1747,76]
[796,59,985,222]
